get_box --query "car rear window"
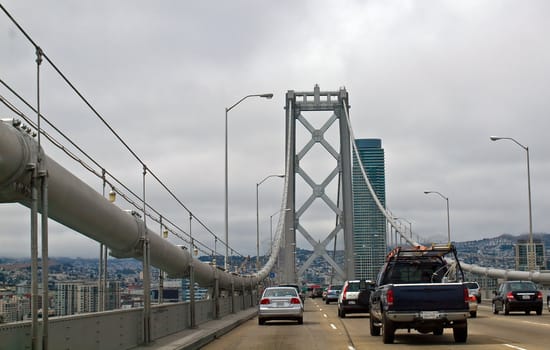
[264,288,297,297]
[509,282,537,291]
[465,282,479,289]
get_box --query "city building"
[55,280,121,316]
[515,238,546,271]
[352,138,387,280]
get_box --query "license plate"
[522,295,530,300]
[421,311,439,319]
[348,300,356,305]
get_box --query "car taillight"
[468,294,477,302]
[342,284,348,300]
[537,291,543,300]
[290,297,301,304]
[506,292,514,301]
[260,298,270,305]
[464,287,470,302]
[387,289,394,306]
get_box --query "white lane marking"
[330,323,337,330]
[347,346,355,350]
[323,313,327,318]
[521,320,550,327]
[503,344,527,350]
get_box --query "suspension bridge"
[1,5,550,350]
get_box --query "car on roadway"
[465,281,481,303]
[325,284,343,304]
[492,280,543,315]
[258,286,304,325]
[337,279,374,317]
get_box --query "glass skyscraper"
[352,139,387,280]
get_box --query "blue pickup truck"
[369,244,470,344]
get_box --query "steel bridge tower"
[280,85,354,284]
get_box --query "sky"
[1,0,550,259]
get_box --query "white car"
[337,279,373,317]
[258,286,304,325]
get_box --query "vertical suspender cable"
[142,165,151,344]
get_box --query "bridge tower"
[280,85,354,284]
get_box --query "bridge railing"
[0,290,258,350]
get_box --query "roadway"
[201,298,550,350]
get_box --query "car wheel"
[341,309,346,318]
[326,299,329,304]
[525,310,530,315]
[337,307,342,318]
[504,302,510,315]
[258,318,265,325]
[370,311,381,336]
[470,311,477,318]
[433,328,444,336]
[453,321,468,343]
[297,317,303,325]
[382,313,395,344]
[492,302,499,315]
[536,307,542,315]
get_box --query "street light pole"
[224,93,273,271]
[424,191,451,243]
[256,174,285,271]
[490,136,535,271]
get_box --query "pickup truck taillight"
[464,287,470,302]
[387,289,394,306]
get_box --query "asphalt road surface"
[202,298,550,350]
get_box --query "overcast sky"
[1,0,549,259]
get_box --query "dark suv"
[492,280,543,315]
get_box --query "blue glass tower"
[352,139,387,280]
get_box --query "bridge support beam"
[280,85,354,284]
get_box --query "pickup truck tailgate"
[391,283,467,311]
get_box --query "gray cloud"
[1,0,549,259]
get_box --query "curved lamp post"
[224,93,273,270]
[424,191,451,243]
[490,136,534,271]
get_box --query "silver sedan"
[258,286,304,325]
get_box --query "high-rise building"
[352,139,387,280]
[515,238,546,271]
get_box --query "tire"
[297,317,303,325]
[370,312,381,336]
[258,318,265,325]
[536,307,542,316]
[433,328,444,336]
[341,309,346,318]
[525,310,530,315]
[453,324,468,343]
[492,302,499,315]
[470,311,477,318]
[326,299,329,305]
[504,302,510,315]
[382,313,395,344]
[337,307,342,318]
